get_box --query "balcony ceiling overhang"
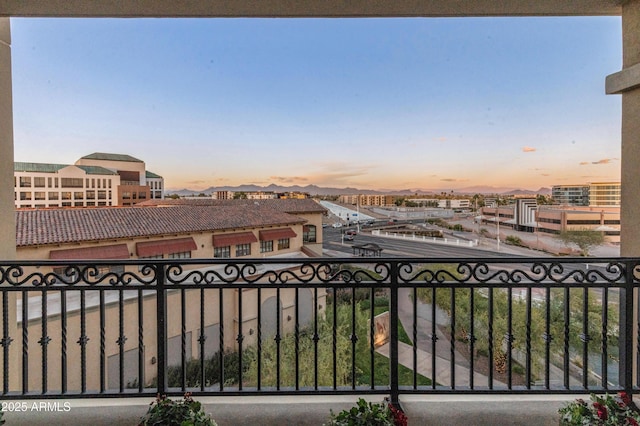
[0,0,623,18]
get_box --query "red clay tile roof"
[16,205,307,247]
[137,198,328,214]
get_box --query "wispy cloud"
[269,176,309,184]
[440,178,470,182]
[522,146,536,153]
[186,180,207,186]
[580,158,618,165]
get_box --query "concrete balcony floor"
[2,394,579,425]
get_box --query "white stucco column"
[0,17,18,392]
[0,19,15,260]
[607,0,640,257]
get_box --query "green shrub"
[505,235,523,246]
[325,398,407,426]
[559,392,640,425]
[139,393,216,426]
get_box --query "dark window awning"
[136,237,197,257]
[50,243,130,260]
[213,232,257,248]
[259,228,297,241]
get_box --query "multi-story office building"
[551,185,590,206]
[15,162,121,208]
[14,152,164,208]
[552,182,620,207]
[339,194,400,207]
[75,152,164,206]
[212,191,233,200]
[589,182,621,207]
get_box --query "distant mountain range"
[166,184,551,197]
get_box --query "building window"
[48,192,59,200]
[236,243,251,257]
[34,192,45,201]
[98,190,107,200]
[61,191,71,200]
[61,178,84,188]
[303,225,317,243]
[86,190,95,200]
[214,246,230,258]
[34,177,45,188]
[19,176,31,188]
[19,192,32,201]
[277,238,290,250]
[74,191,84,200]
[567,220,601,225]
[260,240,274,253]
[122,191,131,200]
[168,251,191,259]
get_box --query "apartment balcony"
[0,257,636,424]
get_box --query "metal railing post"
[389,261,400,406]
[620,260,635,396]
[156,263,167,395]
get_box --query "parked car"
[332,222,343,228]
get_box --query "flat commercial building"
[481,202,620,242]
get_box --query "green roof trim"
[76,166,119,175]
[80,152,143,163]
[15,162,69,173]
[14,162,118,176]
[146,170,162,179]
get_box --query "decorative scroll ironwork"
[397,260,627,285]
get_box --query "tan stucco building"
[13,198,328,392]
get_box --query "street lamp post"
[496,207,500,251]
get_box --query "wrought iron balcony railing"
[0,257,637,406]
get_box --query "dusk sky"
[10,17,622,192]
